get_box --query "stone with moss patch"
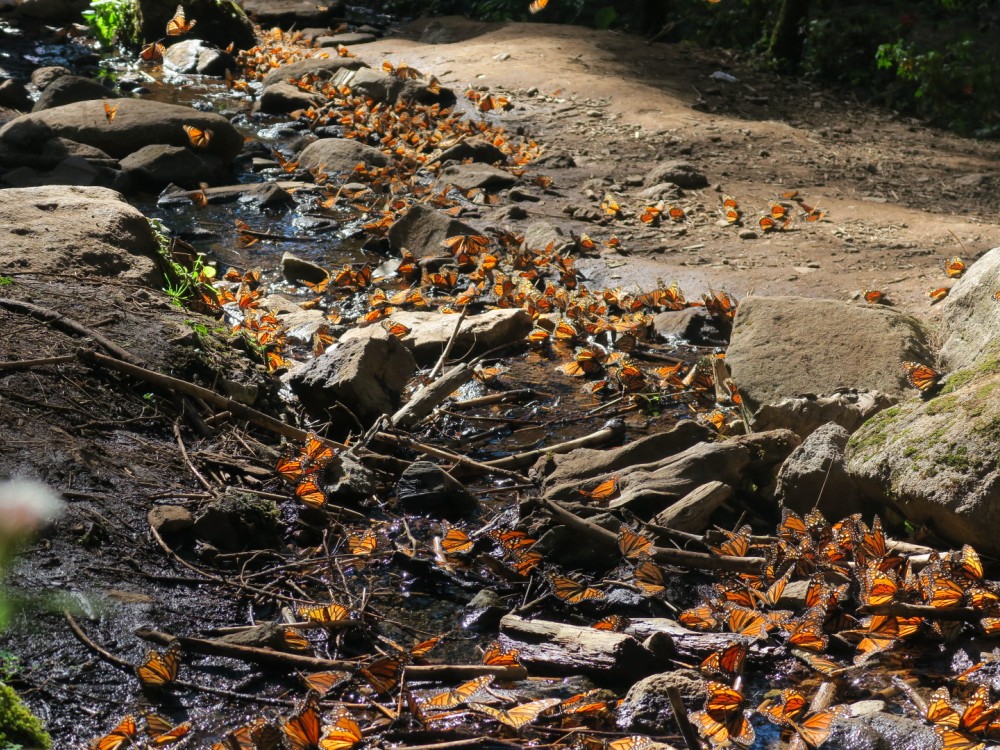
[0,680,51,749]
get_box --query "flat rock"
[339,309,532,366]
[297,137,390,173]
[775,422,861,518]
[938,245,1000,370]
[163,39,237,76]
[0,99,244,162]
[120,144,229,191]
[280,251,329,286]
[42,137,117,167]
[653,307,729,346]
[827,712,938,750]
[330,67,456,107]
[438,163,519,191]
[644,160,708,189]
[0,185,161,284]
[288,333,416,430]
[261,56,367,87]
[387,203,480,258]
[846,365,1000,555]
[435,136,507,165]
[32,75,115,112]
[617,670,705,732]
[317,32,376,47]
[726,296,934,410]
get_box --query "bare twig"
[375,431,529,483]
[174,421,215,494]
[0,354,76,371]
[428,305,469,381]
[667,686,701,750]
[483,420,627,470]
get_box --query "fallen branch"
[392,363,473,430]
[427,305,469,381]
[449,389,540,410]
[484,419,628,470]
[388,738,521,750]
[375,431,529,483]
[174,420,215,494]
[541,497,766,574]
[77,349,347,450]
[0,298,141,364]
[0,354,75,371]
[668,686,701,750]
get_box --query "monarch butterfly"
[283,628,309,652]
[954,544,983,581]
[692,682,755,747]
[283,693,322,750]
[348,531,377,556]
[759,215,777,232]
[103,101,118,123]
[633,555,666,597]
[925,687,960,728]
[593,615,630,632]
[509,548,543,576]
[723,207,741,224]
[752,569,792,608]
[922,572,965,608]
[667,206,686,222]
[944,257,966,278]
[89,716,138,750]
[135,642,180,689]
[468,698,560,728]
[934,727,985,750]
[166,4,196,35]
[722,194,739,209]
[318,714,363,750]
[862,570,899,607]
[295,477,326,509]
[757,689,808,726]
[699,642,747,681]
[788,709,839,748]
[578,475,619,500]
[211,723,254,750]
[711,525,751,557]
[490,529,535,550]
[548,574,606,604]
[929,287,950,303]
[606,737,655,750]
[901,361,941,393]
[139,41,165,63]
[183,124,212,148]
[769,202,789,219]
[303,435,334,465]
[276,456,306,483]
[482,641,520,667]
[862,289,886,304]
[529,0,549,13]
[560,689,613,715]
[601,194,621,216]
[299,603,349,624]
[784,608,828,652]
[679,604,719,631]
[853,614,899,663]
[422,675,493,709]
[617,526,653,559]
[303,670,351,695]
[441,527,473,555]
[726,606,768,640]
[795,651,849,677]
[640,205,662,225]
[144,713,191,747]
[779,509,808,539]
[410,635,442,659]
[359,656,403,694]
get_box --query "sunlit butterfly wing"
[902,361,941,393]
[758,689,808,726]
[283,693,322,750]
[934,728,984,750]
[360,656,402,695]
[295,477,326,508]
[299,603,349,625]
[548,574,605,604]
[422,674,493,709]
[183,124,212,148]
[469,698,560,729]
[789,709,838,748]
[679,605,719,631]
[699,642,748,681]
[726,607,768,640]
[482,641,520,667]
[926,688,960,728]
[303,670,351,695]
[593,615,630,632]
[632,554,666,597]
[135,642,180,689]
[90,716,138,750]
[318,714,363,750]
[166,4,196,35]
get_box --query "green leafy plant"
[149,218,218,308]
[0,277,12,287]
[81,0,131,49]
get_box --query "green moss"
[0,681,51,749]
[935,444,972,472]
[940,352,1000,394]
[924,394,959,416]
[846,405,902,456]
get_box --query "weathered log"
[499,614,661,679]
[391,363,473,430]
[651,481,732,533]
[623,618,784,662]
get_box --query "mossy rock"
[193,490,282,552]
[845,363,1000,553]
[0,681,51,749]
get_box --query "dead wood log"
[499,614,660,679]
[651,481,733,534]
[392,363,473,430]
[623,618,785,663]
[541,496,766,574]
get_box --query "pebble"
[738,229,758,240]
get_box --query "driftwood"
[392,363,473,430]
[651,481,733,534]
[541,496,766,574]
[499,614,659,679]
[544,429,799,519]
[485,419,628,470]
[623,618,782,662]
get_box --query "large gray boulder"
[32,75,115,112]
[0,185,161,285]
[938,246,1000,371]
[120,144,229,191]
[0,99,244,163]
[775,422,861,519]
[261,56,367,87]
[163,40,238,76]
[297,138,390,173]
[845,363,1000,554]
[288,333,417,430]
[726,296,935,410]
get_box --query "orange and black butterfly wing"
[283,692,322,750]
[135,642,180,689]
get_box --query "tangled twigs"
[541,497,767,574]
[64,612,296,707]
[77,349,348,450]
[375,431,530,483]
[484,419,627,470]
[173,420,216,494]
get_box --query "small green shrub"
[81,0,131,49]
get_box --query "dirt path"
[369,16,1000,329]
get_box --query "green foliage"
[81,0,131,49]
[0,277,12,287]
[0,681,51,749]
[149,219,217,307]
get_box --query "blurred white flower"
[0,480,63,540]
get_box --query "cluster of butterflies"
[601,190,825,234]
[862,255,967,308]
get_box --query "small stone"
[397,461,477,520]
[281,251,329,286]
[147,505,194,535]
[738,229,758,240]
